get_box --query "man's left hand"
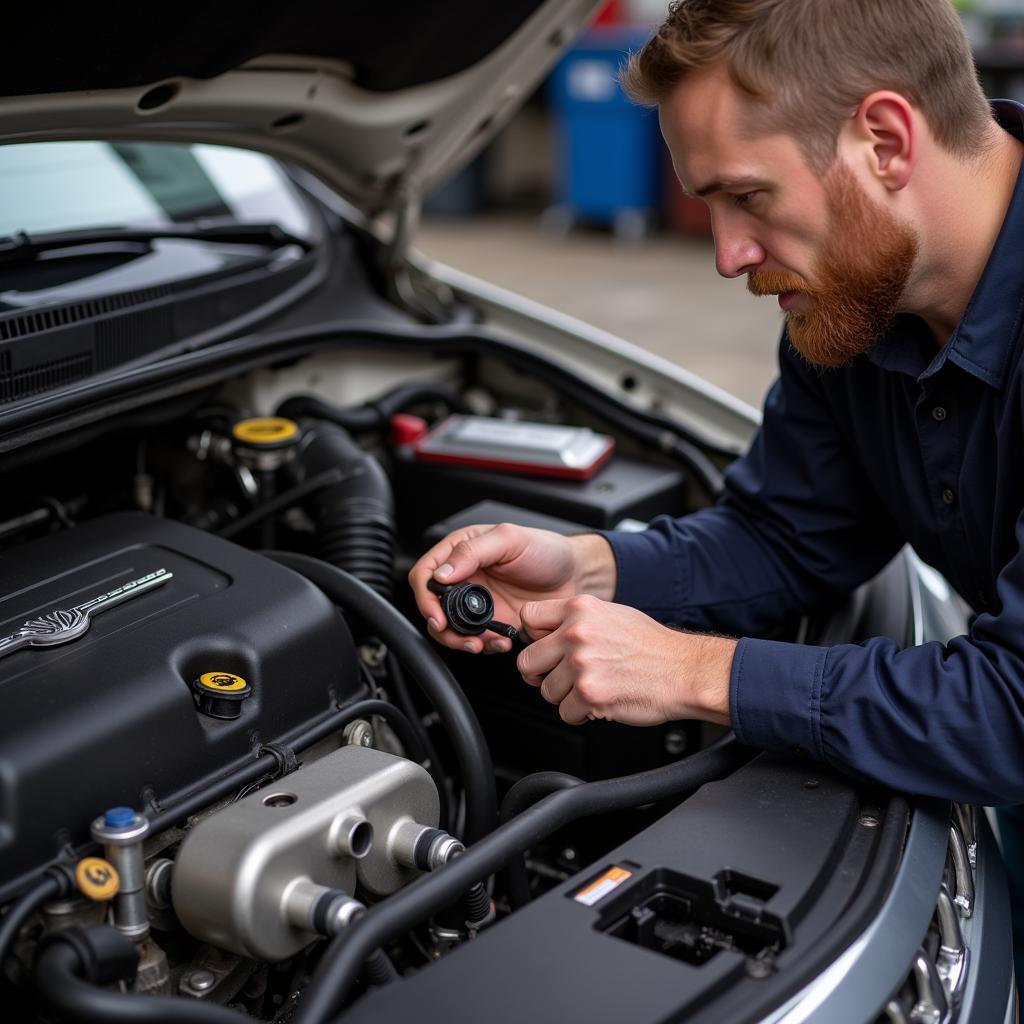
[517,595,735,727]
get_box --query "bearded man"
[410,0,1024,985]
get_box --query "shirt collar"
[869,99,1024,388]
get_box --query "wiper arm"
[0,222,312,266]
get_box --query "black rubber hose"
[0,867,73,977]
[264,553,496,845]
[34,929,244,1023]
[276,383,470,435]
[499,771,583,910]
[291,422,395,598]
[294,738,747,1023]
[386,653,452,834]
[463,882,491,925]
[362,950,399,987]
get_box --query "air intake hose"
[294,421,395,598]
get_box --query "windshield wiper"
[0,222,312,266]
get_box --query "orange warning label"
[573,865,633,907]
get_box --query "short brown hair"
[622,0,993,169]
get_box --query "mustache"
[747,270,811,297]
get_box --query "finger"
[539,663,574,706]
[440,523,523,584]
[557,688,592,726]
[408,524,493,628]
[426,618,470,651]
[519,598,572,634]
[517,631,565,685]
[484,636,512,654]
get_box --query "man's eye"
[732,191,760,209]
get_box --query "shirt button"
[942,488,956,506]
[932,406,948,421]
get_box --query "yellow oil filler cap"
[231,417,300,448]
[192,671,253,720]
[76,857,120,901]
[231,418,302,476]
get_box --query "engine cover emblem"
[0,567,172,660]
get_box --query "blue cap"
[103,806,136,828]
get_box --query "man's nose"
[712,222,765,279]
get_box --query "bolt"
[859,813,880,828]
[359,643,388,669]
[561,847,577,863]
[746,958,772,979]
[664,729,688,756]
[184,969,216,993]
[345,720,374,748]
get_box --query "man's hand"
[408,524,616,654]
[517,595,735,727]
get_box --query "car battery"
[393,417,687,544]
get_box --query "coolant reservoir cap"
[192,671,252,720]
[231,417,301,449]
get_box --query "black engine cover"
[0,513,360,894]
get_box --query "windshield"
[0,141,313,240]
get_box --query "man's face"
[659,63,919,368]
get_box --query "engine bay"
[0,336,907,1023]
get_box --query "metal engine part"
[172,745,439,961]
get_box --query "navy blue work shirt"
[604,100,1024,807]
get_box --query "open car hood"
[0,1,603,219]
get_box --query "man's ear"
[841,91,917,191]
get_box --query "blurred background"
[417,0,1024,411]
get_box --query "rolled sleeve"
[729,636,828,761]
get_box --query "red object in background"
[664,154,713,236]
[593,0,624,25]
[390,414,429,446]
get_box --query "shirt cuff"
[598,519,685,618]
[729,636,828,761]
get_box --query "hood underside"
[2,0,604,217]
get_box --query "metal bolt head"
[746,958,772,979]
[359,643,388,669]
[859,813,880,828]
[344,720,374,748]
[664,729,688,756]
[184,969,216,993]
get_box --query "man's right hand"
[408,523,617,654]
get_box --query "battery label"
[573,866,633,907]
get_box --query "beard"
[747,162,920,368]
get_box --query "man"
[409,0,1024,979]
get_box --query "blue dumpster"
[548,26,662,234]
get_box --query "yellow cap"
[76,857,120,901]
[197,671,249,693]
[231,417,300,447]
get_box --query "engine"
[0,513,361,892]
[0,374,907,1024]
